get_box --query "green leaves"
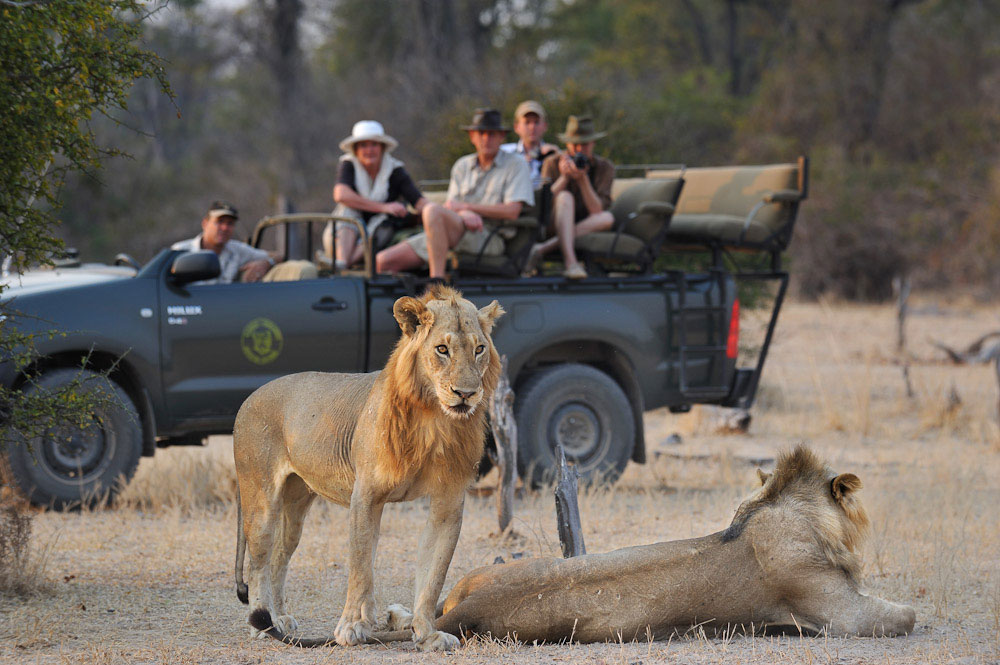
[0,0,170,273]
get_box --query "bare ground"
[2,299,1000,664]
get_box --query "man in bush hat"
[500,100,560,188]
[376,108,533,278]
[172,200,274,284]
[526,115,615,279]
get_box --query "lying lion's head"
[724,444,870,580]
[391,285,504,419]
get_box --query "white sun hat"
[338,120,399,153]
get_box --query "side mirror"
[170,251,220,284]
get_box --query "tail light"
[726,298,740,359]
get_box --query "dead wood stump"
[489,355,517,535]
[554,444,585,558]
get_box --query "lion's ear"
[831,473,862,502]
[756,468,771,486]
[393,297,434,336]
[478,300,505,336]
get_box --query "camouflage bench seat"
[573,177,683,272]
[648,156,808,252]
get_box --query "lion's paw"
[273,614,299,635]
[335,618,372,646]
[385,603,414,631]
[416,630,460,652]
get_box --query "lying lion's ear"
[393,296,434,336]
[477,300,505,336]
[831,473,862,502]
[756,468,771,486]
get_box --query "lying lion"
[234,285,503,652]
[253,445,915,646]
[434,445,915,643]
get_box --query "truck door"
[158,276,364,425]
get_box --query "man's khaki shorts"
[405,228,505,262]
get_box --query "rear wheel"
[515,363,634,487]
[4,369,143,509]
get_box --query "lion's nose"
[452,388,477,400]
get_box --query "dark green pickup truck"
[0,158,807,507]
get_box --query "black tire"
[4,368,143,510]
[515,364,635,487]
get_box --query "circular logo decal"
[241,318,283,365]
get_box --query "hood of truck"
[0,263,137,300]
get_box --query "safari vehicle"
[0,157,807,508]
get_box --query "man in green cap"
[526,115,614,279]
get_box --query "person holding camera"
[527,115,614,279]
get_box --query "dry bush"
[0,460,50,597]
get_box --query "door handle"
[311,296,348,312]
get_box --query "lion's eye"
[475,345,485,355]
[436,345,449,355]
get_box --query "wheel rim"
[38,415,115,484]
[549,401,604,462]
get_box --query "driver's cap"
[207,200,238,220]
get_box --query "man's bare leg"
[421,203,466,278]
[376,242,422,274]
[529,191,614,272]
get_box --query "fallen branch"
[932,331,1000,364]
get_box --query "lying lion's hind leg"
[268,474,316,635]
[386,604,414,631]
[250,608,414,648]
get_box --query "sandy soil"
[2,299,999,664]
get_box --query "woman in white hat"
[325,120,427,269]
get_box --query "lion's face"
[393,287,504,420]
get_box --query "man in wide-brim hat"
[525,115,615,279]
[376,108,534,278]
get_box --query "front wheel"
[515,364,635,487]
[4,369,143,509]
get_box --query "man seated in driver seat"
[172,200,274,284]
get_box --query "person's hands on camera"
[381,201,408,217]
[558,153,587,181]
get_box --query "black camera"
[571,152,589,169]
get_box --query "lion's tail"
[248,609,413,648]
[235,486,249,604]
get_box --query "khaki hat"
[558,115,607,143]
[514,100,546,121]
[339,120,399,153]
[207,200,238,220]
[461,108,510,132]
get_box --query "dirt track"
[2,300,999,664]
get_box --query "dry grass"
[1,299,1000,664]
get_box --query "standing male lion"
[233,285,503,652]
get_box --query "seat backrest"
[649,162,800,229]
[609,178,684,243]
[610,177,648,200]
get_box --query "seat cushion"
[666,213,776,245]
[575,232,647,257]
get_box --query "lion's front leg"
[335,487,385,646]
[411,489,464,652]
